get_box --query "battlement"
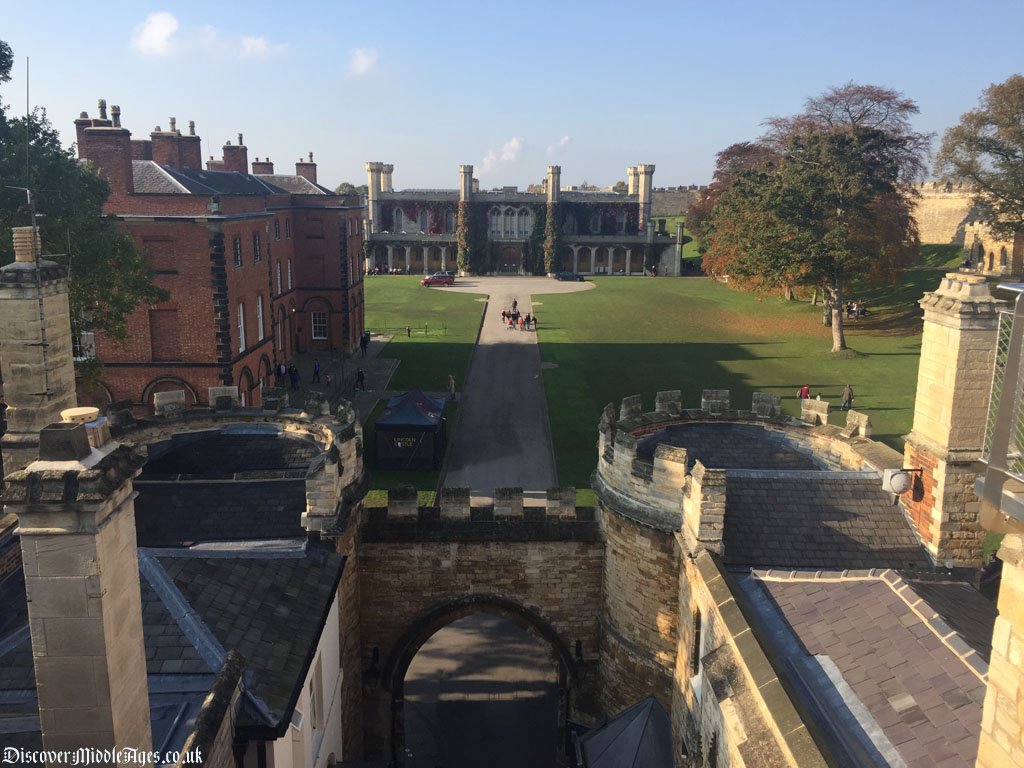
[359,486,600,543]
[593,390,901,534]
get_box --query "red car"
[420,272,454,287]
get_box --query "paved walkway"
[440,277,592,500]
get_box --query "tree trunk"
[829,284,847,351]
[784,285,794,301]
[810,287,818,305]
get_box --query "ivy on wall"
[544,202,560,273]
[559,201,639,236]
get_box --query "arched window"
[562,212,575,235]
[518,209,531,236]
[394,209,404,232]
[419,209,429,232]
[1001,247,1008,266]
[489,207,502,236]
[504,208,515,237]
[590,212,601,234]
[446,210,456,233]
[617,211,627,234]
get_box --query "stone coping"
[749,567,989,682]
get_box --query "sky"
[2,0,1022,191]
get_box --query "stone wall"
[977,534,1024,767]
[600,507,678,714]
[912,186,975,245]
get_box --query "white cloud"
[131,13,286,59]
[132,12,180,56]
[349,47,379,76]
[241,36,287,58]
[481,137,526,174]
[546,135,571,158]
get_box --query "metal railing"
[980,285,1024,531]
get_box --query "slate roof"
[577,695,672,768]
[254,174,332,195]
[130,161,336,198]
[141,433,318,477]
[0,544,344,742]
[745,574,988,768]
[158,546,344,722]
[635,423,821,470]
[723,476,930,569]
[134,479,307,547]
[901,577,998,661]
[378,388,446,428]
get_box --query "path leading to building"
[440,277,592,501]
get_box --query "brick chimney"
[206,155,225,171]
[75,99,134,195]
[222,133,249,174]
[131,140,153,160]
[2,420,152,756]
[180,120,202,169]
[251,156,275,174]
[295,152,317,184]
[0,227,78,475]
[150,118,182,169]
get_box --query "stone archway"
[375,594,576,766]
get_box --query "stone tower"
[365,161,383,233]
[2,414,153,759]
[546,165,561,204]
[459,164,474,202]
[636,164,655,230]
[0,226,77,476]
[902,273,1002,566]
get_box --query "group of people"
[798,383,856,410]
[367,265,408,275]
[275,362,302,391]
[845,301,869,319]
[501,304,536,331]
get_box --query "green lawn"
[363,250,963,492]
[363,277,485,498]
[364,277,486,391]
[654,215,700,264]
[538,246,962,487]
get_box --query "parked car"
[555,272,585,282]
[420,272,454,287]
[444,270,457,279]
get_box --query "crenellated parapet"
[594,389,904,533]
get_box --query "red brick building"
[74,101,364,408]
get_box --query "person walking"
[841,384,854,411]
[277,361,287,386]
[360,332,370,358]
[356,368,367,391]
[798,384,810,400]
[312,358,321,383]
[288,364,300,390]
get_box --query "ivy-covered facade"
[363,162,682,276]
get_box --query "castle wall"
[600,507,679,714]
[912,185,975,245]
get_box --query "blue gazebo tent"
[374,388,447,470]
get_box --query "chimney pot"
[110,105,121,128]
[309,151,314,162]
[98,99,107,119]
[154,126,161,132]
[169,117,177,132]
[12,226,40,263]
[79,111,88,119]
[238,133,244,146]
[188,120,196,136]
[38,422,91,461]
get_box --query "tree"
[0,40,166,340]
[611,180,627,194]
[334,181,368,196]
[710,128,918,351]
[700,83,925,351]
[936,74,1024,237]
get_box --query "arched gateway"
[380,595,576,765]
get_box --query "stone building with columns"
[363,162,683,277]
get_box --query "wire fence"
[983,310,1024,478]
[365,322,449,338]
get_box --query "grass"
[537,247,962,487]
[362,249,964,492]
[363,277,485,497]
[654,215,701,264]
[364,277,486,391]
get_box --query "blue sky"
[2,1,1022,190]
